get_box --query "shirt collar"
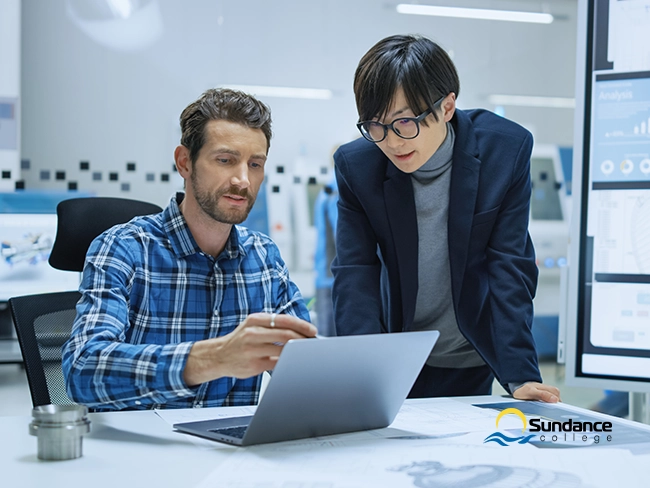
[163,192,245,260]
[222,227,246,261]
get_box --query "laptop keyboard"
[208,425,249,439]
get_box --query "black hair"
[354,35,460,123]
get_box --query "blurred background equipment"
[528,144,572,360]
[312,174,338,336]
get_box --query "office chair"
[9,197,162,407]
[49,197,162,272]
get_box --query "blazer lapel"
[384,163,418,332]
[448,114,481,306]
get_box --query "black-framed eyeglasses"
[356,96,445,143]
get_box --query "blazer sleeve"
[331,148,385,335]
[485,131,542,386]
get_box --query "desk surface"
[2,396,650,488]
[1,408,226,488]
[0,339,22,363]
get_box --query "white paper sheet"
[196,442,649,488]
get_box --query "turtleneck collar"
[411,122,455,182]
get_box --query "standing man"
[332,35,560,402]
[63,88,316,411]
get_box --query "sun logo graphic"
[483,408,536,446]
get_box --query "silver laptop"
[173,330,439,446]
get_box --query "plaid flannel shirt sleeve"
[61,230,197,410]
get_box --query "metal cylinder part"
[29,404,91,461]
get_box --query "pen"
[274,300,325,339]
[274,300,295,315]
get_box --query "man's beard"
[190,171,256,225]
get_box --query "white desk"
[1,408,237,487]
[0,339,22,363]
[2,396,650,488]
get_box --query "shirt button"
[135,400,141,405]
[213,310,218,316]
[194,404,201,408]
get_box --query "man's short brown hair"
[180,88,272,162]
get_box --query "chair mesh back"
[34,309,78,405]
[9,291,82,407]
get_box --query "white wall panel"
[20,0,578,208]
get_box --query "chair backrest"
[9,291,82,406]
[49,196,163,272]
[10,196,163,407]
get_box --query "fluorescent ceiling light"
[221,84,333,100]
[396,4,553,24]
[488,94,575,108]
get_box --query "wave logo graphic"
[483,408,536,446]
[483,431,536,446]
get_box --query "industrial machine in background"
[528,144,572,359]
[260,145,576,343]
[263,156,333,305]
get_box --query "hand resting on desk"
[183,313,316,386]
[512,382,561,403]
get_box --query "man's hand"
[512,382,561,403]
[183,313,317,386]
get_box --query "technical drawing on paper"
[390,461,583,488]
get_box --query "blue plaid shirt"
[62,193,310,411]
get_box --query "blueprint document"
[475,400,650,453]
[157,397,514,447]
[191,398,650,487]
[195,441,647,488]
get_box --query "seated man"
[62,88,316,411]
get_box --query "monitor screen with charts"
[573,72,650,387]
[567,1,650,393]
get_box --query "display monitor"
[566,0,650,392]
[0,213,81,301]
[0,191,92,306]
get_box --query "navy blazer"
[331,108,542,390]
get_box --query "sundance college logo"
[483,408,614,446]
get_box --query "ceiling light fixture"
[221,84,333,100]
[396,4,553,24]
[488,95,575,108]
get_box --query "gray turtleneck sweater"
[410,123,485,368]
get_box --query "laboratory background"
[0,0,626,417]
